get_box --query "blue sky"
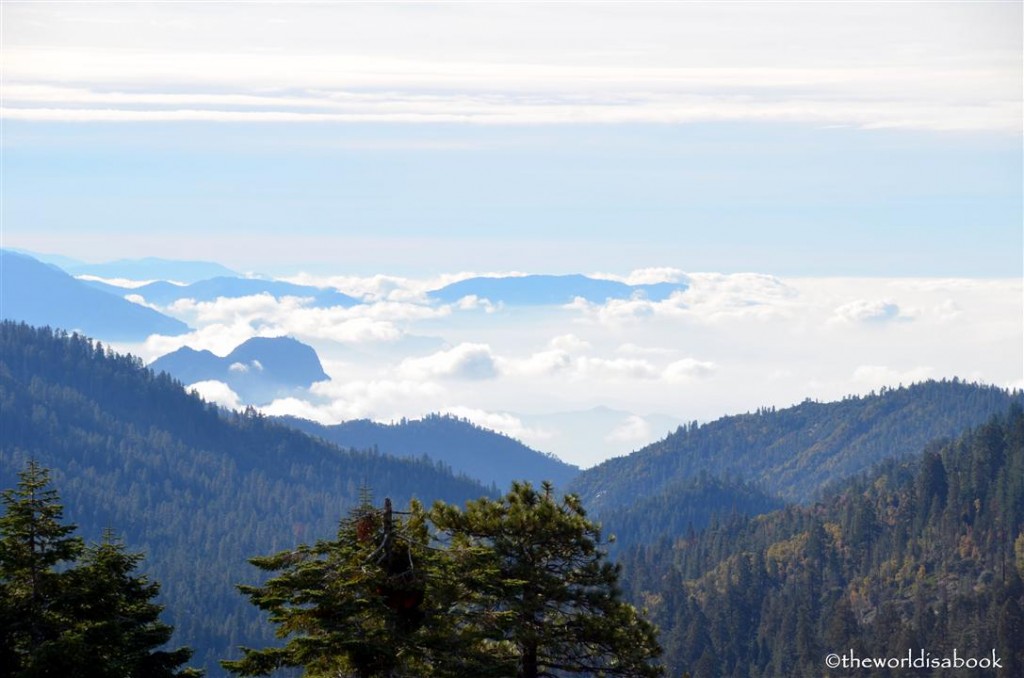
[2,2,1021,277]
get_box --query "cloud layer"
[107,271,1023,467]
[4,4,1020,132]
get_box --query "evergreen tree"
[431,481,664,678]
[0,463,198,677]
[223,496,476,677]
[0,461,84,675]
[62,532,200,677]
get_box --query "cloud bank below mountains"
[110,270,1024,467]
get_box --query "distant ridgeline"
[84,275,361,308]
[279,413,580,490]
[0,321,493,675]
[617,405,1024,676]
[427,273,687,305]
[571,380,1024,513]
[150,336,329,405]
[0,249,189,341]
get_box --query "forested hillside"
[0,321,493,675]
[280,413,580,490]
[572,381,1023,512]
[618,407,1024,677]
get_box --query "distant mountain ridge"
[428,274,686,305]
[279,413,580,490]
[68,256,238,283]
[0,249,189,340]
[85,275,361,308]
[150,336,329,404]
[570,380,1024,512]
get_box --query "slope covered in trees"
[280,413,580,490]
[617,407,1024,677]
[0,321,492,675]
[572,381,1023,512]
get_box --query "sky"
[2,2,1022,466]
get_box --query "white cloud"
[831,299,904,325]
[591,267,688,285]
[576,357,660,381]
[75,274,163,288]
[444,407,553,443]
[262,379,448,424]
[188,380,243,411]
[229,360,263,373]
[664,358,718,382]
[4,4,1018,132]
[548,334,591,353]
[852,365,935,388]
[506,349,574,378]
[605,415,653,445]
[568,272,798,326]
[398,343,499,381]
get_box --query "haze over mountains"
[0,250,190,341]
[280,413,579,490]
[2,321,1020,675]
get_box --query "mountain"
[617,406,1024,676]
[570,380,1023,512]
[86,275,361,307]
[67,256,238,283]
[150,336,329,404]
[0,321,492,675]
[278,413,580,490]
[0,249,189,341]
[428,274,686,305]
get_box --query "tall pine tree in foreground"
[226,483,663,677]
[432,482,664,678]
[0,461,198,677]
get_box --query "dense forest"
[0,321,494,673]
[572,380,1023,513]
[617,407,1024,676]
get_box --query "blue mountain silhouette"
[428,274,685,305]
[150,336,329,404]
[0,249,189,341]
[86,276,360,308]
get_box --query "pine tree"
[62,531,200,677]
[0,463,198,677]
[431,481,664,678]
[223,496,470,677]
[0,461,85,674]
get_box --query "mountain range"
[1,320,1020,675]
[427,273,686,305]
[150,336,330,404]
[85,275,361,307]
[0,250,189,341]
[279,413,580,490]
[569,380,1024,512]
[69,255,238,283]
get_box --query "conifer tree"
[0,462,198,677]
[223,496,470,677]
[431,481,664,678]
